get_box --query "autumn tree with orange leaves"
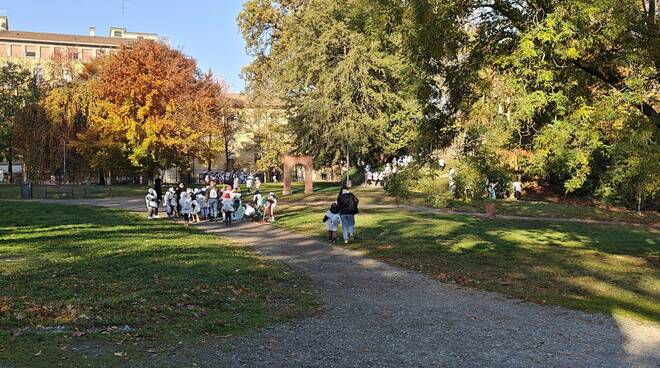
[93,40,203,178]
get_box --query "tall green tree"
[239,0,421,167]
[403,0,658,205]
[0,63,39,183]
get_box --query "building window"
[10,44,22,57]
[113,30,123,37]
[82,49,93,61]
[25,46,37,58]
[40,46,52,59]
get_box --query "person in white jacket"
[145,188,159,219]
[179,190,193,226]
[164,187,176,217]
[322,203,341,244]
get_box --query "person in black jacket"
[336,185,359,244]
[153,176,163,216]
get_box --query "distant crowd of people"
[364,155,413,187]
[145,177,278,226]
[202,171,265,190]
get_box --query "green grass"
[0,201,318,367]
[274,202,660,323]
[5,180,657,225]
[264,182,660,226]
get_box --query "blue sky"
[0,0,251,92]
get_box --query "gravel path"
[37,198,660,367]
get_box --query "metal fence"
[0,185,113,199]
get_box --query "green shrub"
[384,168,419,199]
[341,167,365,187]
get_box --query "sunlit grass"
[0,201,318,367]
[274,203,660,323]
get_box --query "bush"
[384,166,454,207]
[341,167,365,187]
[452,157,512,200]
[384,168,420,199]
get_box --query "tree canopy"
[239,0,659,207]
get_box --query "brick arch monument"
[282,154,314,195]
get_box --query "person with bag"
[336,185,359,244]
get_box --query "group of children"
[146,180,278,226]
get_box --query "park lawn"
[0,201,318,368]
[266,182,660,226]
[5,181,657,225]
[443,198,660,226]
[274,203,660,323]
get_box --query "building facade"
[0,16,160,181]
[0,16,158,70]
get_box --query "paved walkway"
[38,198,660,367]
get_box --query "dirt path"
[34,198,660,367]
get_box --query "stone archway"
[283,154,313,195]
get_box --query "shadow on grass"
[0,202,317,336]
[276,205,660,323]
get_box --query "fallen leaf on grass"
[34,350,42,356]
[114,352,126,357]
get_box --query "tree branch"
[571,60,659,127]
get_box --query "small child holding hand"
[322,203,341,244]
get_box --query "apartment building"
[0,16,158,68]
[0,16,160,181]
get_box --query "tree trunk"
[7,143,13,184]
[99,168,106,185]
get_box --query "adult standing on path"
[337,184,359,244]
[153,176,163,217]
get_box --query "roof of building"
[0,30,133,47]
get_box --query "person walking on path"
[322,203,341,244]
[337,185,359,244]
[512,180,523,200]
[266,192,277,222]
